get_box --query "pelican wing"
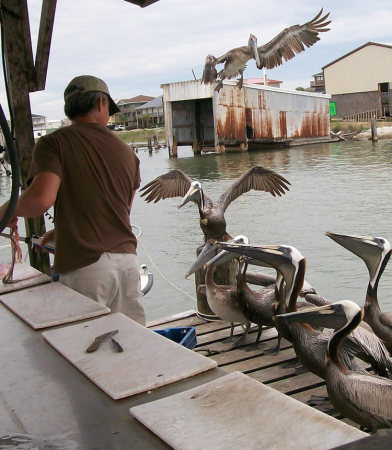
[256,9,331,70]
[217,165,290,212]
[337,373,392,426]
[379,311,392,329]
[139,169,194,203]
[342,325,392,375]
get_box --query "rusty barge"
[161,80,334,155]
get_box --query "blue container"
[154,326,197,349]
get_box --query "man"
[0,75,146,325]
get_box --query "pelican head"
[216,242,304,298]
[206,235,250,267]
[178,180,203,211]
[326,232,392,286]
[277,300,363,331]
[248,34,261,68]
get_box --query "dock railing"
[343,109,379,122]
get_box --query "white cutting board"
[42,313,217,399]
[130,371,366,449]
[0,281,110,329]
[0,261,51,293]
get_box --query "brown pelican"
[139,166,290,243]
[216,242,392,379]
[279,300,392,432]
[185,237,251,347]
[201,9,331,92]
[211,239,321,353]
[326,232,392,354]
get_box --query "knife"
[86,329,119,353]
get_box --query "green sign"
[329,102,337,116]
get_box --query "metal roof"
[135,96,163,109]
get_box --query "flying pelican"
[326,232,392,354]
[216,242,392,379]
[185,237,251,347]
[139,166,290,242]
[279,300,392,432]
[201,9,331,92]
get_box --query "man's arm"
[0,171,60,222]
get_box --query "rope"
[0,218,22,283]
[133,223,197,303]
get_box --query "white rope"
[133,224,197,303]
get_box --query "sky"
[1,0,391,120]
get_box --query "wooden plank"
[207,327,280,365]
[248,356,301,383]
[42,312,217,400]
[224,344,295,373]
[34,0,57,91]
[291,384,329,404]
[147,310,199,327]
[130,371,367,449]
[268,371,325,395]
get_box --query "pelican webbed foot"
[263,334,282,355]
[222,322,237,343]
[229,322,251,349]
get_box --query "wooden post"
[1,0,56,275]
[172,136,178,157]
[371,117,378,142]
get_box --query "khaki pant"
[60,252,146,325]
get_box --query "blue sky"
[1,0,391,119]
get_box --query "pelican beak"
[178,186,197,209]
[216,242,297,290]
[207,248,236,267]
[277,303,347,330]
[185,242,216,278]
[325,232,389,282]
[249,34,261,68]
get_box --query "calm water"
[1,138,392,321]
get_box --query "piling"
[371,117,378,142]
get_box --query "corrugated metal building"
[323,42,392,119]
[161,80,331,153]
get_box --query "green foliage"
[116,127,165,143]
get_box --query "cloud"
[1,0,391,119]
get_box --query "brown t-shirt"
[28,123,140,273]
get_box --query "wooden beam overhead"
[122,0,160,7]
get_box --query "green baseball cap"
[64,75,120,116]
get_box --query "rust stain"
[245,108,252,128]
[279,111,287,138]
[258,90,266,110]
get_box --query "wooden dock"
[148,310,364,431]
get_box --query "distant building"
[46,119,63,130]
[323,42,392,119]
[134,96,163,128]
[243,78,283,88]
[32,114,46,138]
[114,95,155,128]
[308,72,325,93]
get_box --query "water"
[1,139,392,321]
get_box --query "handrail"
[343,109,379,122]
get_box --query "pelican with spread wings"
[139,166,290,242]
[201,8,331,92]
